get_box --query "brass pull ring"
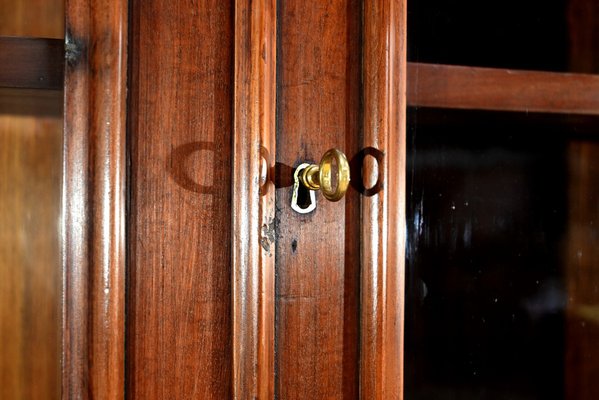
[299,148,350,202]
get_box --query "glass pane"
[405,109,599,399]
[0,1,64,399]
[408,0,597,73]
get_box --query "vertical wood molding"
[233,0,276,398]
[63,0,127,398]
[361,0,407,399]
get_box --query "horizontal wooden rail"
[408,62,599,116]
[0,36,64,90]
[3,40,599,117]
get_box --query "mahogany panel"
[128,1,233,398]
[0,37,63,90]
[361,0,407,399]
[63,0,127,398]
[232,0,276,398]
[275,1,361,398]
[407,62,599,115]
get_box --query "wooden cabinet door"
[63,0,405,399]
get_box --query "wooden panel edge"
[232,0,276,398]
[62,0,127,398]
[407,62,599,115]
[361,0,407,399]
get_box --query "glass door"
[0,1,64,398]
[405,1,599,398]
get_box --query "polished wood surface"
[0,1,63,399]
[361,0,406,399]
[0,37,63,90]
[63,0,127,398]
[128,1,233,398]
[407,62,599,115]
[232,0,276,398]
[275,1,361,398]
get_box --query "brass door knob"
[299,148,350,202]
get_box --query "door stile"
[360,0,407,399]
[63,0,128,398]
[232,0,277,398]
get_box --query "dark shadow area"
[404,108,582,399]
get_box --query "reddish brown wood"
[63,0,127,398]
[275,1,361,398]
[232,0,276,398]
[361,0,406,399]
[0,37,63,90]
[127,1,234,398]
[407,62,599,115]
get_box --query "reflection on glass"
[0,1,64,398]
[408,0,597,73]
[405,109,599,399]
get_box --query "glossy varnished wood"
[0,37,63,90]
[128,1,233,398]
[233,0,276,398]
[63,0,127,397]
[407,63,599,115]
[275,1,361,398]
[361,0,406,398]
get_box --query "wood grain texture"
[361,0,406,399]
[127,1,234,398]
[233,0,276,398]
[63,0,127,398]
[275,1,361,398]
[0,37,63,90]
[407,63,599,115]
